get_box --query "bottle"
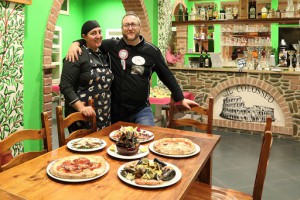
[220,6,225,20]
[178,4,183,21]
[195,42,199,52]
[286,0,295,18]
[200,5,206,20]
[276,6,281,18]
[190,7,196,20]
[184,8,189,21]
[213,3,219,20]
[204,51,210,68]
[207,4,213,20]
[279,39,288,66]
[233,5,239,19]
[199,51,205,68]
[249,0,256,19]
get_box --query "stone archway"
[42,0,152,129]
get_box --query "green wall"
[57,0,84,58]
[22,0,160,151]
[23,0,53,151]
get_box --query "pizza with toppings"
[49,155,106,179]
[153,138,196,155]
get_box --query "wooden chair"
[168,97,214,184]
[56,99,97,147]
[184,129,273,200]
[0,112,52,172]
[167,97,214,134]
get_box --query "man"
[66,11,198,126]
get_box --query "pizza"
[153,138,196,155]
[49,155,106,179]
[71,138,103,149]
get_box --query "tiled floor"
[51,103,300,199]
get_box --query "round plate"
[67,138,106,152]
[148,141,200,158]
[109,129,154,143]
[117,161,181,188]
[107,145,149,160]
[46,161,109,183]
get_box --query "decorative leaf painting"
[0,2,25,156]
[157,0,172,86]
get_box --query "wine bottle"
[207,4,213,20]
[178,4,183,21]
[195,42,199,52]
[204,51,210,68]
[185,8,189,21]
[249,0,256,19]
[199,51,204,68]
[220,6,225,20]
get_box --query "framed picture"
[60,0,69,15]
[6,0,32,4]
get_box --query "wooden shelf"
[172,18,300,26]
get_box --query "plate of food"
[118,157,181,188]
[67,138,106,152]
[46,155,109,182]
[148,138,200,158]
[109,126,154,143]
[107,144,149,160]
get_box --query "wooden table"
[0,122,220,200]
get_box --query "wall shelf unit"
[172,18,300,26]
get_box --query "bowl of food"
[116,132,140,156]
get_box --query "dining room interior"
[1,0,300,199]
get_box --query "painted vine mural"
[0,2,24,155]
[158,0,172,86]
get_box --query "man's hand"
[66,42,82,62]
[181,99,199,110]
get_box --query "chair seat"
[184,181,252,200]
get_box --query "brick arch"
[42,0,152,125]
[207,77,293,135]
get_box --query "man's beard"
[123,31,140,42]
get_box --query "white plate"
[109,129,154,143]
[148,141,200,158]
[107,145,149,160]
[67,138,107,152]
[117,161,182,188]
[46,160,109,183]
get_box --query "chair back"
[264,115,272,132]
[0,112,52,172]
[167,97,214,134]
[56,99,97,147]
[253,129,273,200]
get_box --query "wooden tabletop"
[0,122,220,200]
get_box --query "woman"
[60,20,113,131]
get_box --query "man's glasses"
[122,23,140,29]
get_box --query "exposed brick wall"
[42,0,152,134]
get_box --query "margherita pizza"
[153,138,196,155]
[49,155,106,179]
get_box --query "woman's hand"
[65,42,82,62]
[79,106,96,117]
[72,100,96,117]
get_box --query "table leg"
[198,156,212,185]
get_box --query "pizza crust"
[153,138,196,155]
[49,155,106,179]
